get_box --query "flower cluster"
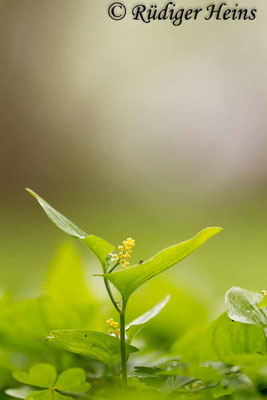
[107,318,120,337]
[113,237,135,269]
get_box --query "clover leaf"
[13,364,57,389]
[54,368,91,394]
[10,364,91,400]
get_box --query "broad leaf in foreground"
[126,295,170,342]
[225,286,267,327]
[0,295,100,356]
[102,227,223,300]
[199,313,266,363]
[171,325,207,362]
[26,189,114,267]
[47,330,139,366]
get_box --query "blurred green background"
[1,0,267,322]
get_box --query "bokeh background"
[1,0,267,323]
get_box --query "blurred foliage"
[1,243,267,399]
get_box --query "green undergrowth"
[0,190,266,399]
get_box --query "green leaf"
[81,235,114,267]
[229,354,267,387]
[102,227,223,300]
[225,286,267,327]
[0,365,13,390]
[25,391,72,400]
[9,367,90,400]
[0,295,100,356]
[26,189,114,267]
[44,244,104,331]
[25,390,51,400]
[126,295,170,342]
[26,189,87,239]
[53,392,72,400]
[127,281,208,347]
[47,330,138,366]
[13,364,57,389]
[221,373,253,390]
[199,313,266,363]
[158,364,222,383]
[5,387,34,399]
[55,368,91,394]
[45,243,91,304]
[171,325,207,362]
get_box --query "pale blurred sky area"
[1,0,267,305]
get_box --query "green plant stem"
[104,278,121,313]
[120,300,127,388]
[108,259,120,273]
[103,264,127,388]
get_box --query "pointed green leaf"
[102,227,222,300]
[26,189,114,266]
[55,368,91,394]
[13,364,57,389]
[126,295,170,342]
[47,330,138,366]
[199,313,266,363]
[225,286,267,327]
[26,189,87,239]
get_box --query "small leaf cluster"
[7,364,90,400]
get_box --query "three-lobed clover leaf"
[46,330,138,367]
[14,364,57,389]
[10,364,91,400]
